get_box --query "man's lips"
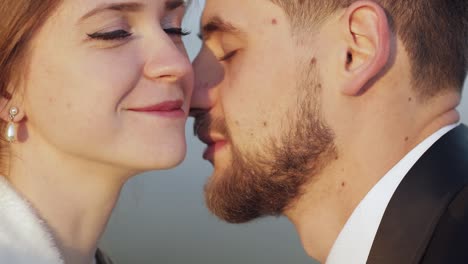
[197,133,228,161]
[203,140,228,161]
[127,100,185,117]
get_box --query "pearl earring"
[6,107,18,142]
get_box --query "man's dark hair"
[272,0,468,98]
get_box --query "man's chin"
[203,163,283,224]
[204,192,263,224]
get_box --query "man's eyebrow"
[200,16,243,40]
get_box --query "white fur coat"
[0,177,64,264]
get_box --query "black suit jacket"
[367,124,468,264]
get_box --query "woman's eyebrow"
[79,2,144,23]
[78,0,185,24]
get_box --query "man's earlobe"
[340,0,391,96]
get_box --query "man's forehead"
[200,1,243,28]
[200,0,282,35]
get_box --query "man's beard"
[194,63,336,224]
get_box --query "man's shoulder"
[421,124,468,181]
[367,124,468,264]
[421,184,468,263]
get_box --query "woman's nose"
[143,36,193,83]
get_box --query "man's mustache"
[193,113,229,139]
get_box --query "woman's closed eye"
[87,29,132,41]
[86,27,190,46]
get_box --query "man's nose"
[190,46,225,116]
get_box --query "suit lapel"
[367,125,468,264]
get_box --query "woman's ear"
[0,95,25,123]
[339,0,391,96]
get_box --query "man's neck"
[285,160,377,263]
[284,95,461,263]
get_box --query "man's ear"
[340,0,391,96]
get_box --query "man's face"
[191,0,336,223]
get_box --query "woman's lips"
[128,100,185,118]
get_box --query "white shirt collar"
[325,123,460,264]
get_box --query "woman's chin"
[127,142,187,172]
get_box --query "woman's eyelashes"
[164,27,191,36]
[87,27,190,42]
[87,29,132,41]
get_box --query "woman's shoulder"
[0,177,64,264]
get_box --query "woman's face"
[19,0,193,173]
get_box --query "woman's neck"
[7,142,131,264]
